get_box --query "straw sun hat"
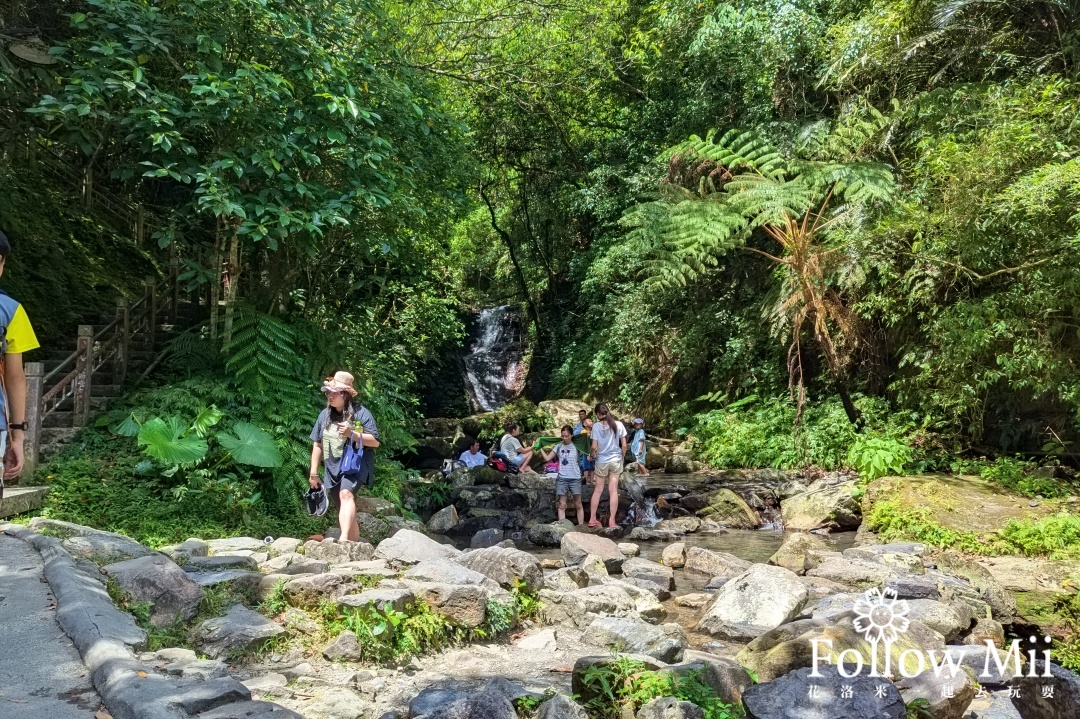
[321,371,358,397]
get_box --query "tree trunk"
[480,184,543,336]
[222,227,240,345]
[209,222,222,340]
[834,377,862,429]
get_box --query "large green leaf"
[218,422,283,468]
[137,416,209,465]
[191,405,223,437]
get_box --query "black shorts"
[324,450,375,498]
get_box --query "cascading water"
[463,306,523,412]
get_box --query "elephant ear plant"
[107,405,282,521]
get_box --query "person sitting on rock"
[541,425,585,525]
[458,439,487,468]
[499,422,537,473]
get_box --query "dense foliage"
[4,0,1080,513]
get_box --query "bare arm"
[4,353,26,478]
[358,431,380,448]
[541,447,555,462]
[309,441,323,488]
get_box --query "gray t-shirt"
[310,405,379,478]
[500,433,523,457]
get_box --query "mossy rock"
[694,488,761,529]
[863,474,1054,537]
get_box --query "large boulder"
[455,546,545,593]
[780,479,861,531]
[656,517,701,534]
[769,533,829,575]
[105,554,204,627]
[661,542,686,568]
[427,505,460,534]
[546,566,589,592]
[561,532,625,572]
[404,581,488,628]
[697,564,808,641]
[303,539,375,564]
[207,537,267,554]
[414,688,518,719]
[283,573,352,608]
[322,630,364,662]
[29,518,157,564]
[899,666,977,719]
[1007,662,1080,719]
[588,616,687,662]
[535,694,589,719]
[621,558,675,591]
[338,587,416,613]
[196,605,285,658]
[907,599,969,642]
[404,558,491,586]
[539,584,664,628]
[736,616,948,684]
[677,651,754,707]
[260,552,330,575]
[374,529,461,566]
[935,550,1016,620]
[470,528,504,549]
[539,399,588,428]
[843,544,925,573]
[683,547,751,578]
[742,666,905,719]
[694,489,761,528]
[805,556,897,588]
[636,697,704,719]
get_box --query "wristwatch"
[8,422,26,431]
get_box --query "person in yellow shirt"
[0,230,41,484]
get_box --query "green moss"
[867,499,1080,558]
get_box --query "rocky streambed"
[9,472,1080,719]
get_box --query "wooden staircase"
[24,260,203,473]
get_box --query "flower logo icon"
[853,587,910,644]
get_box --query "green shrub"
[980,458,1074,499]
[848,435,912,481]
[690,394,929,472]
[577,655,737,719]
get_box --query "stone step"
[42,410,73,428]
[0,486,49,519]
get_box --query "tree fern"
[224,306,308,402]
[626,124,897,426]
[161,325,220,375]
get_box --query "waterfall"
[463,306,523,412]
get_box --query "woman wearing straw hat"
[308,371,380,542]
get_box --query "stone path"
[0,533,102,718]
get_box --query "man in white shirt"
[458,439,487,468]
